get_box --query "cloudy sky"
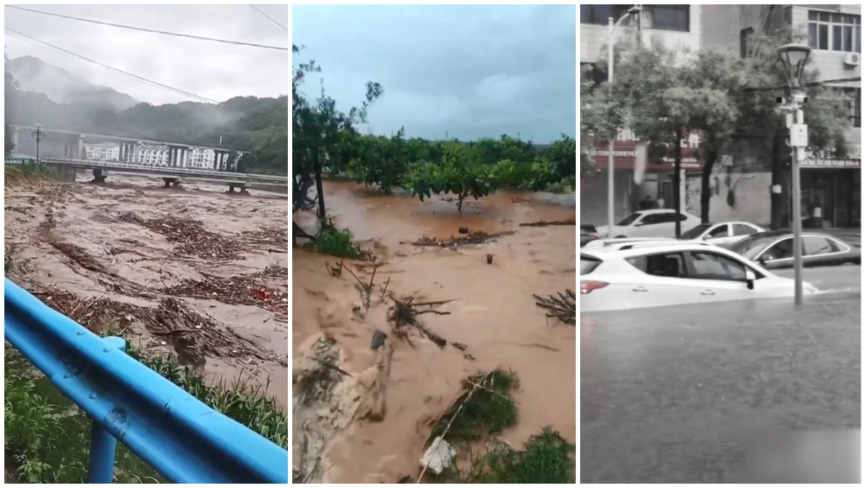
[5,4,288,105]
[292,5,575,143]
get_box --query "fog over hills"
[7,55,140,112]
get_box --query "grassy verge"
[4,162,57,187]
[308,218,370,260]
[5,326,287,483]
[425,370,574,483]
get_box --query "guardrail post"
[86,337,126,484]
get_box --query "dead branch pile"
[34,289,266,362]
[252,265,288,279]
[46,236,114,276]
[117,212,244,260]
[533,290,576,325]
[163,275,288,318]
[293,333,345,406]
[240,226,289,248]
[388,296,460,349]
[411,231,514,248]
[519,219,576,227]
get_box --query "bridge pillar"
[92,169,107,184]
[163,177,180,188]
[77,135,84,159]
[228,182,247,194]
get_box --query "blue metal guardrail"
[4,279,289,483]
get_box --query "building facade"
[699,4,861,228]
[83,142,120,161]
[580,5,704,226]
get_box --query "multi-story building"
[580,5,703,225]
[699,4,860,228]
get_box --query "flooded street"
[581,292,860,483]
[292,180,576,482]
[5,173,289,408]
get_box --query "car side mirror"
[702,234,712,240]
[635,222,644,227]
[758,254,773,266]
[746,269,756,290]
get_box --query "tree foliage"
[595,30,851,229]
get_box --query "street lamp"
[777,43,811,305]
[606,6,642,235]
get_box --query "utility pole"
[32,124,43,162]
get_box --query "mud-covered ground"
[292,180,576,483]
[5,173,289,407]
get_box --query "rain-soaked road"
[580,290,860,483]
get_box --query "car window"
[682,223,712,239]
[689,252,747,281]
[616,213,641,226]
[626,252,687,278]
[733,224,757,236]
[764,238,794,260]
[803,236,835,256]
[639,214,662,225]
[826,238,846,252]
[657,213,683,223]
[709,225,729,238]
[580,256,602,275]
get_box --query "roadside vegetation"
[4,162,57,187]
[5,317,287,483]
[423,370,574,483]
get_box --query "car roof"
[598,242,732,258]
[749,230,837,239]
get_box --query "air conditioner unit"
[843,52,860,67]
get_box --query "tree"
[292,44,383,219]
[405,142,499,211]
[580,64,623,178]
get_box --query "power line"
[5,27,217,104]
[6,5,288,51]
[249,5,287,31]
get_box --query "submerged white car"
[679,221,766,246]
[596,209,702,239]
[581,243,819,312]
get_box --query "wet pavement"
[580,291,860,483]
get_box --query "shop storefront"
[800,157,861,228]
[581,128,704,226]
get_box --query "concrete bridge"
[36,158,287,193]
[9,124,246,171]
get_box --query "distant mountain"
[7,55,140,112]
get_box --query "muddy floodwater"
[5,173,288,408]
[292,180,576,482]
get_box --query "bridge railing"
[4,279,289,483]
[40,158,288,183]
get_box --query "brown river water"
[292,180,576,482]
[5,173,288,408]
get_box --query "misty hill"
[8,55,140,112]
[5,56,287,175]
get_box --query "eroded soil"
[292,180,576,482]
[5,174,289,408]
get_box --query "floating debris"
[533,290,576,326]
[117,212,244,260]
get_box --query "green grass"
[310,218,369,260]
[426,370,574,483]
[431,428,575,483]
[431,370,519,442]
[4,325,287,483]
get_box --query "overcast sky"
[292,5,575,143]
[5,4,288,105]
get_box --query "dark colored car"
[728,230,861,270]
[581,224,599,247]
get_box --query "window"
[740,27,755,58]
[645,5,690,32]
[580,256,602,275]
[733,224,758,236]
[764,238,794,260]
[709,225,729,238]
[689,252,747,281]
[808,10,861,52]
[580,5,633,26]
[627,252,687,278]
[802,236,835,256]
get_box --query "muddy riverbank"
[5,173,289,408]
[292,180,576,482]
